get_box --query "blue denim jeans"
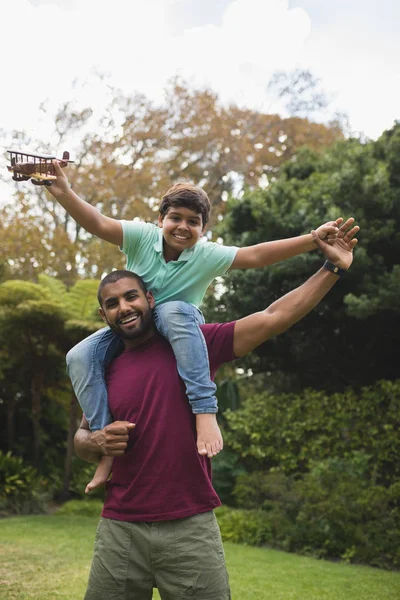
[66,301,218,431]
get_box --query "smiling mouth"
[118,314,139,325]
[173,234,190,240]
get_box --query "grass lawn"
[0,515,399,599]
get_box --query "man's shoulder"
[200,322,237,369]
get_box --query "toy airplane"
[6,149,74,186]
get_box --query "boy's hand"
[314,218,343,240]
[47,160,71,198]
[311,218,359,270]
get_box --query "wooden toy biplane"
[6,149,74,186]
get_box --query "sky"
[0,0,399,154]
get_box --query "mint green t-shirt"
[121,220,238,307]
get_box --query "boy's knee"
[156,300,192,323]
[158,300,188,315]
[66,340,89,372]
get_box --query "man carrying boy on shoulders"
[75,220,359,600]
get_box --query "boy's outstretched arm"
[232,220,359,357]
[46,161,123,246]
[231,217,352,269]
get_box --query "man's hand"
[311,217,359,270]
[47,160,71,198]
[90,421,135,457]
[314,217,343,240]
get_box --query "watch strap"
[323,260,347,277]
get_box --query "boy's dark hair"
[159,183,211,227]
[97,270,148,307]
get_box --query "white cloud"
[297,20,400,138]
[161,0,311,107]
[0,0,398,150]
[0,0,311,138]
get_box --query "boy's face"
[158,206,206,254]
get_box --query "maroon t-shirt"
[101,322,236,522]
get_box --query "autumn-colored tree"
[1,75,342,282]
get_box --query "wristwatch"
[323,260,347,277]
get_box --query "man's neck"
[123,326,159,350]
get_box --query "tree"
[0,280,67,467]
[267,68,329,118]
[38,275,103,500]
[207,123,400,392]
[0,275,102,495]
[1,77,343,282]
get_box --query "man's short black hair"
[97,270,148,307]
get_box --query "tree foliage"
[208,123,400,391]
[1,77,342,282]
[0,277,102,476]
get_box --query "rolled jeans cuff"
[191,398,219,414]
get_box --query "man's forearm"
[74,428,103,463]
[233,267,340,356]
[74,419,134,462]
[265,267,338,336]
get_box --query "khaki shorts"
[84,511,231,600]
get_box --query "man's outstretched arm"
[233,220,359,357]
[74,415,135,463]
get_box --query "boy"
[48,160,343,492]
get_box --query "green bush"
[216,506,273,546]
[55,499,103,517]
[0,451,49,516]
[224,379,400,487]
[68,457,105,500]
[211,449,247,505]
[229,453,400,569]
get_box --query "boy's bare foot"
[195,413,223,458]
[85,455,113,494]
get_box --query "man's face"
[158,206,205,255]
[99,278,155,346]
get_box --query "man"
[75,223,358,599]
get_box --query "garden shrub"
[228,453,400,569]
[224,379,400,486]
[211,449,247,505]
[69,457,105,500]
[216,506,273,546]
[0,450,49,516]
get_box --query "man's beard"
[107,308,153,340]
